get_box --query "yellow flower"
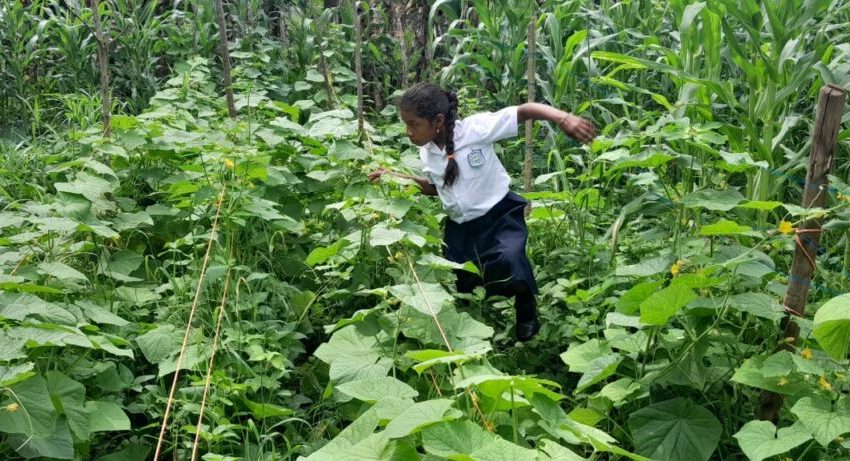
[778,220,794,235]
[818,375,832,391]
[801,348,813,360]
[670,260,684,276]
[224,159,235,169]
[4,402,18,413]
[777,377,789,386]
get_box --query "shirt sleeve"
[457,106,519,145]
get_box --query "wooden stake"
[757,84,846,423]
[90,0,111,138]
[214,0,237,118]
[354,1,365,136]
[523,11,537,215]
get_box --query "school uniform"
[418,106,538,298]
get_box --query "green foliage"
[2,0,850,460]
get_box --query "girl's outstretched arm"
[517,102,596,144]
[368,168,438,196]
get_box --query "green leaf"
[389,283,453,316]
[421,420,494,457]
[737,200,782,211]
[640,283,696,325]
[682,188,745,211]
[560,339,611,373]
[383,399,457,438]
[469,437,538,461]
[733,421,812,461]
[98,250,144,282]
[699,219,755,236]
[727,293,784,321]
[242,398,294,419]
[813,293,850,360]
[0,363,35,387]
[538,439,587,461]
[617,281,664,315]
[791,395,850,446]
[305,238,349,266]
[37,261,89,283]
[336,377,419,403]
[731,355,809,395]
[369,225,406,246]
[314,326,392,383]
[576,355,622,393]
[616,254,674,277]
[0,374,58,438]
[0,292,76,325]
[135,325,181,364]
[6,417,74,459]
[46,371,90,440]
[628,397,721,461]
[113,211,153,231]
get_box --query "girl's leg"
[513,282,539,341]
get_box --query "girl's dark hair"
[400,83,460,186]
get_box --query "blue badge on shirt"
[468,149,485,168]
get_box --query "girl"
[369,83,595,341]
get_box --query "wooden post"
[214,0,237,118]
[523,11,537,215]
[757,84,846,423]
[90,0,111,138]
[354,1,365,136]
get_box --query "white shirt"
[419,106,519,223]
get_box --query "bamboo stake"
[757,84,846,423]
[354,1,365,136]
[523,11,537,215]
[90,0,111,138]
[214,0,237,118]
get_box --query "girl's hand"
[558,113,596,144]
[368,168,390,182]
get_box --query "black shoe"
[515,317,540,342]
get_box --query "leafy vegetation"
[1,0,850,460]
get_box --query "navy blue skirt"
[443,192,538,297]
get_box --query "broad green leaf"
[401,306,493,350]
[6,417,73,459]
[135,325,181,364]
[364,197,413,219]
[336,377,419,403]
[0,292,76,325]
[469,437,538,461]
[791,395,850,446]
[0,363,35,387]
[370,225,406,247]
[628,397,721,461]
[731,355,809,395]
[421,420,494,457]
[0,374,57,438]
[314,326,392,383]
[737,200,782,211]
[733,421,812,461]
[407,346,491,373]
[383,399,457,438]
[389,283,453,316]
[727,293,784,321]
[87,401,131,432]
[9,324,94,349]
[616,253,674,277]
[682,188,744,211]
[576,355,622,393]
[243,398,294,419]
[77,300,129,326]
[305,238,349,266]
[617,281,663,315]
[113,211,153,231]
[98,250,144,282]
[0,336,26,361]
[37,261,89,283]
[812,293,850,360]
[560,339,611,373]
[598,378,642,405]
[115,286,161,306]
[640,283,696,325]
[454,374,563,403]
[538,439,586,461]
[46,371,90,440]
[94,443,150,461]
[418,254,480,274]
[699,219,755,236]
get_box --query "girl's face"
[400,109,444,147]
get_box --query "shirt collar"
[426,141,446,156]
